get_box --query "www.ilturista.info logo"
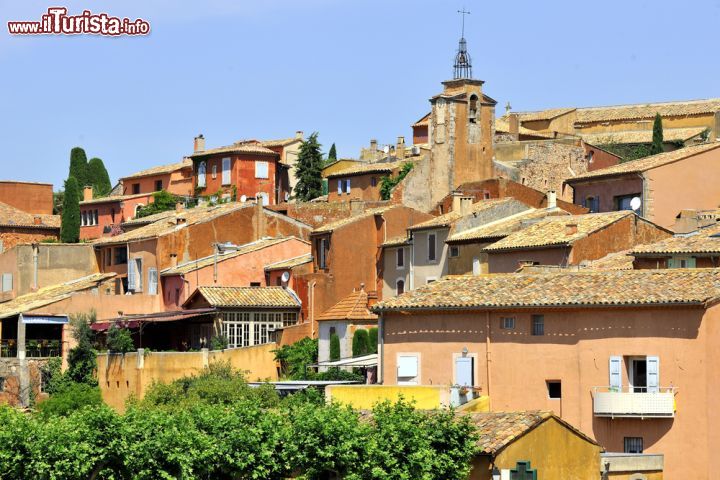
[8,7,150,36]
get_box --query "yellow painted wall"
[609,473,663,480]
[97,344,278,411]
[325,385,451,410]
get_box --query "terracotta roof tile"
[264,254,313,271]
[161,237,300,276]
[313,205,396,234]
[511,108,576,122]
[576,98,720,124]
[325,159,415,179]
[581,127,708,145]
[0,273,116,320]
[566,142,720,183]
[584,250,635,270]
[447,209,569,243]
[191,286,300,308]
[632,225,720,255]
[316,288,378,321]
[382,235,411,248]
[0,202,60,229]
[494,118,554,138]
[189,142,278,158]
[80,192,152,206]
[409,198,518,231]
[121,159,192,180]
[260,137,301,148]
[412,113,430,127]
[466,411,553,454]
[373,269,720,311]
[484,211,632,251]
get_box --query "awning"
[21,314,69,325]
[313,353,378,368]
[91,308,217,331]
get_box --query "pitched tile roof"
[581,127,708,146]
[316,288,378,321]
[79,192,152,206]
[631,225,720,255]
[121,159,192,180]
[0,202,60,229]
[260,137,302,148]
[313,205,396,234]
[494,118,554,138]
[511,108,576,122]
[584,250,635,270]
[121,210,177,227]
[161,237,299,276]
[374,269,720,311]
[575,98,720,124]
[0,273,116,320]
[566,142,720,183]
[92,202,253,245]
[484,211,632,251]
[325,159,414,178]
[408,198,519,231]
[465,411,598,454]
[381,235,411,248]
[412,113,430,127]
[188,286,300,308]
[447,208,568,243]
[264,253,313,271]
[188,142,278,158]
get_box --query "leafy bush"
[210,334,228,351]
[330,333,341,361]
[106,325,135,353]
[352,329,369,357]
[273,337,318,379]
[380,162,414,200]
[65,312,98,386]
[368,327,378,354]
[37,383,102,417]
[136,190,181,218]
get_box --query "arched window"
[134,204,144,218]
[197,161,206,188]
[468,94,478,123]
[396,279,405,296]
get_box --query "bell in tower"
[453,8,473,79]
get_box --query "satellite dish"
[630,197,642,211]
[281,271,290,283]
[240,195,247,203]
[383,145,390,154]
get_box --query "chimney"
[565,223,578,235]
[295,130,304,140]
[175,202,184,212]
[169,254,178,268]
[396,136,406,160]
[509,113,520,140]
[451,191,463,213]
[460,196,473,215]
[350,198,364,216]
[33,216,42,225]
[546,190,557,210]
[83,186,93,202]
[194,134,205,152]
[370,139,378,159]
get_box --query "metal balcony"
[592,386,676,418]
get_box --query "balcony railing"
[1,340,63,358]
[592,386,676,418]
[0,341,17,358]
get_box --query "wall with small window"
[326,172,387,203]
[193,153,279,205]
[411,229,449,285]
[382,245,411,299]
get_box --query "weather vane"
[458,7,470,39]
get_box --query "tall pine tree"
[328,143,337,162]
[294,132,324,201]
[87,157,112,197]
[69,147,89,187]
[60,177,81,243]
[650,113,664,155]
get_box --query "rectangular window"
[371,177,377,187]
[128,258,143,292]
[614,193,641,211]
[222,157,231,184]
[532,314,544,336]
[344,179,351,193]
[317,237,329,269]
[396,248,405,268]
[547,380,562,399]
[668,256,696,269]
[94,210,99,226]
[624,437,643,454]
[428,233,437,262]
[212,163,217,179]
[197,161,206,188]
[500,317,515,329]
[105,249,112,266]
[449,245,459,258]
[255,161,269,179]
[397,355,419,385]
[132,183,140,194]
[337,180,342,195]
[250,282,261,287]
[148,268,158,295]
[1,273,12,293]
[155,179,163,191]
[81,211,87,226]
[114,247,128,265]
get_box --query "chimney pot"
[509,113,520,139]
[83,186,94,202]
[295,130,304,139]
[396,136,406,160]
[451,191,463,213]
[194,134,205,153]
[565,223,578,235]
[546,190,557,209]
[460,196,473,215]
[33,216,42,225]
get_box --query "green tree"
[329,333,341,361]
[273,337,318,379]
[328,143,337,161]
[52,190,64,215]
[380,162,414,200]
[352,329,369,357]
[37,383,102,418]
[294,132,325,201]
[368,326,378,354]
[65,312,98,386]
[136,190,180,218]
[68,147,89,187]
[106,325,135,353]
[651,113,664,155]
[60,177,81,243]
[87,157,112,197]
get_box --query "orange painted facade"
[0,181,53,215]
[327,172,387,202]
[121,167,193,197]
[79,194,154,240]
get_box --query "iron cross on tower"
[458,8,470,38]
[453,8,473,79]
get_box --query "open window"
[468,94,478,124]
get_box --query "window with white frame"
[624,437,643,454]
[147,268,158,295]
[500,317,515,329]
[428,233,437,261]
[397,354,419,385]
[128,258,143,292]
[255,161,269,179]
[396,248,405,269]
[1,273,12,293]
[212,163,217,179]
[449,245,459,257]
[197,161,206,187]
[222,311,298,348]
[222,157,231,184]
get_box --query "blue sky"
[1,0,719,190]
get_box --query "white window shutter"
[397,355,418,377]
[198,162,206,187]
[127,260,136,291]
[609,356,622,391]
[2,273,12,292]
[337,180,342,194]
[222,157,231,184]
[148,268,158,295]
[647,356,660,393]
[346,179,351,193]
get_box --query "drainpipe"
[408,232,415,291]
[378,312,384,385]
[213,243,219,283]
[485,311,491,405]
[32,243,39,291]
[309,280,317,338]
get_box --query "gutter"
[372,301,707,314]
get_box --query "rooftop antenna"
[454,8,472,79]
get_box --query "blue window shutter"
[609,356,622,391]
[337,180,342,194]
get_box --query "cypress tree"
[352,329,369,357]
[328,143,337,161]
[60,177,81,243]
[368,327,378,354]
[69,147,89,188]
[650,113,664,155]
[329,333,341,361]
[294,133,324,201]
[87,157,112,197]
